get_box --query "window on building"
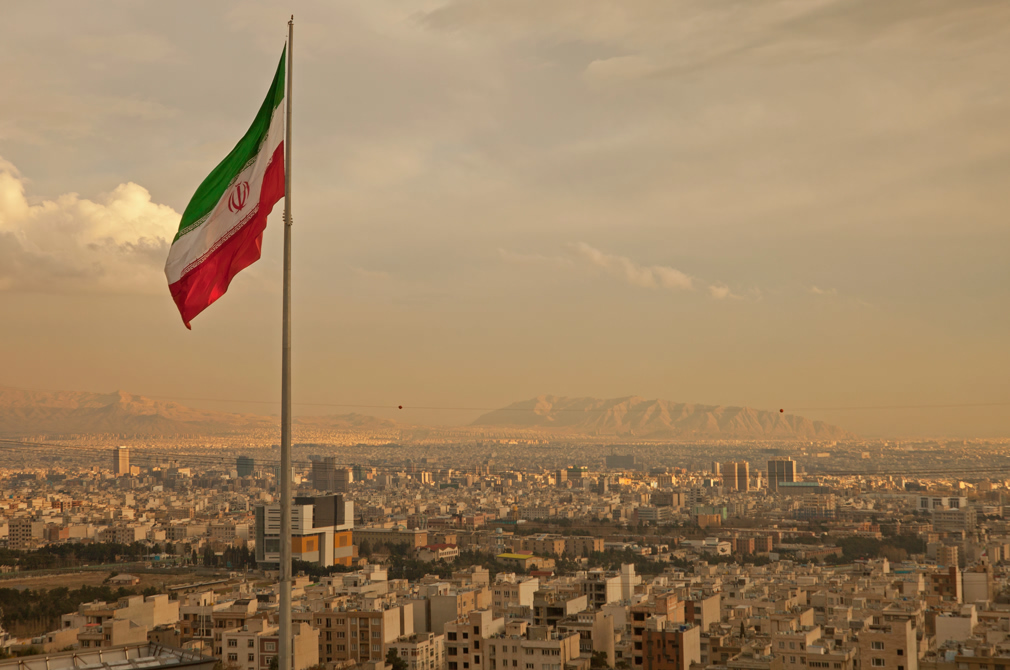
[248,641,254,648]
[229,640,238,648]
[871,660,885,667]
[248,655,255,662]
[265,643,276,652]
[228,655,238,662]
[871,642,884,651]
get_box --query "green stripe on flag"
[174,48,286,242]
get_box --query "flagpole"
[279,15,294,670]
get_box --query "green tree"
[386,648,408,670]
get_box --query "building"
[312,601,414,666]
[928,566,962,603]
[444,609,505,670]
[237,456,255,477]
[857,619,917,670]
[918,495,968,510]
[721,462,749,492]
[484,620,581,670]
[354,527,429,552]
[8,518,45,550]
[491,575,540,615]
[642,624,701,670]
[312,457,346,492]
[932,507,977,533]
[255,494,354,569]
[221,617,318,670]
[390,632,446,670]
[78,619,147,649]
[418,544,461,563]
[767,458,796,493]
[635,506,673,525]
[533,592,588,628]
[606,454,640,470]
[564,536,605,557]
[936,545,959,569]
[113,446,130,475]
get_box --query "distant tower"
[711,462,721,477]
[237,455,255,477]
[767,458,796,493]
[721,461,750,492]
[113,446,130,475]
[312,457,337,492]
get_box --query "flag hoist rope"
[280,15,294,670]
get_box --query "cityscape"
[1,3,1009,670]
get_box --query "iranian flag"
[165,49,286,328]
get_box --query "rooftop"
[0,644,215,670]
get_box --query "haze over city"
[1,1,1008,437]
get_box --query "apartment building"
[78,619,148,649]
[484,621,581,670]
[857,619,917,670]
[491,576,539,616]
[312,602,414,666]
[220,617,318,670]
[642,624,700,670]
[8,518,45,550]
[211,599,259,656]
[390,632,446,670]
[445,609,505,670]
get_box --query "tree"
[359,540,372,558]
[590,651,610,669]
[386,648,408,670]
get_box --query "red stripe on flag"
[169,142,285,329]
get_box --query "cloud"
[708,283,735,300]
[570,242,693,291]
[809,285,838,295]
[0,157,178,294]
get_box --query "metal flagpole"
[279,15,294,670]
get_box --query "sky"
[1,0,1008,437]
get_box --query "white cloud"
[570,242,693,291]
[0,157,178,294]
[809,285,838,295]
[709,283,737,300]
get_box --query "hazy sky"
[1,0,1008,437]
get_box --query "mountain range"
[471,395,852,439]
[0,387,852,439]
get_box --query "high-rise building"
[606,453,640,470]
[311,458,353,492]
[113,446,130,475]
[236,455,255,477]
[254,494,354,569]
[721,462,750,492]
[767,458,796,492]
[711,462,721,476]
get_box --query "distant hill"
[0,387,398,437]
[471,395,853,439]
[0,387,274,436]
